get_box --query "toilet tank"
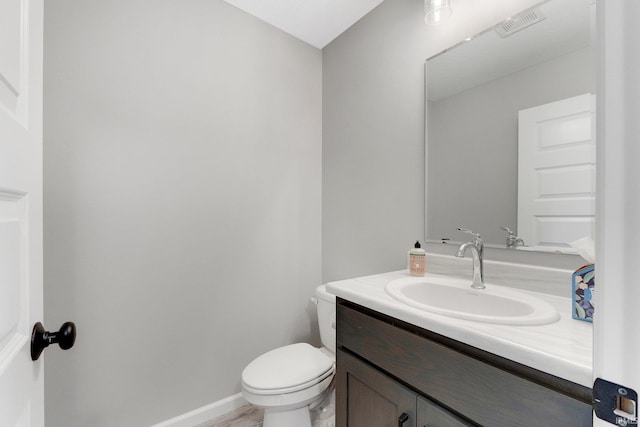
[315,285,336,354]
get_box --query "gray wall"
[428,47,594,245]
[322,0,427,282]
[43,0,321,425]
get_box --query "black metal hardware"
[594,378,638,425]
[31,322,76,361]
[398,412,409,427]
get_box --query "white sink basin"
[385,276,560,325]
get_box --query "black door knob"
[31,322,76,361]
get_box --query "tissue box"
[572,264,595,322]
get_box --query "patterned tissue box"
[572,264,595,322]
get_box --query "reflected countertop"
[326,268,593,388]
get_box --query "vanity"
[327,262,593,426]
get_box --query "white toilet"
[241,285,336,427]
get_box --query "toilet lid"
[242,343,334,393]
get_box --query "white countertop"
[326,269,593,388]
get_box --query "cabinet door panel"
[337,349,416,427]
[417,396,472,427]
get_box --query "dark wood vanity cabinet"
[336,299,593,427]
[338,349,470,427]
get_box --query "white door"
[594,1,640,426]
[517,93,596,251]
[0,0,45,425]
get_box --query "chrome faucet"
[456,227,485,289]
[500,226,524,249]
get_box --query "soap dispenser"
[409,241,426,277]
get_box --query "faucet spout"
[455,228,485,289]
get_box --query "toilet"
[241,285,336,427]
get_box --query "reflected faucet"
[456,227,485,290]
[500,226,525,249]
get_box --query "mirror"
[425,0,595,252]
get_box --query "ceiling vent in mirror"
[494,7,546,38]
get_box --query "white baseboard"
[152,393,247,427]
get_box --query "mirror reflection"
[425,0,595,251]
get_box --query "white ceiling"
[223,0,385,49]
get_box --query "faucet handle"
[456,227,481,242]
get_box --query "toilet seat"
[242,343,335,395]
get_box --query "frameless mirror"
[425,0,595,252]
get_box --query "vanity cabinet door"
[417,397,472,427]
[336,349,416,427]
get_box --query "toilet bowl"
[241,285,336,427]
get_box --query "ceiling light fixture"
[424,0,452,25]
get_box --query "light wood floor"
[196,405,264,427]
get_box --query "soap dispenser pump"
[409,240,426,277]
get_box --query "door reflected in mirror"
[425,0,594,252]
